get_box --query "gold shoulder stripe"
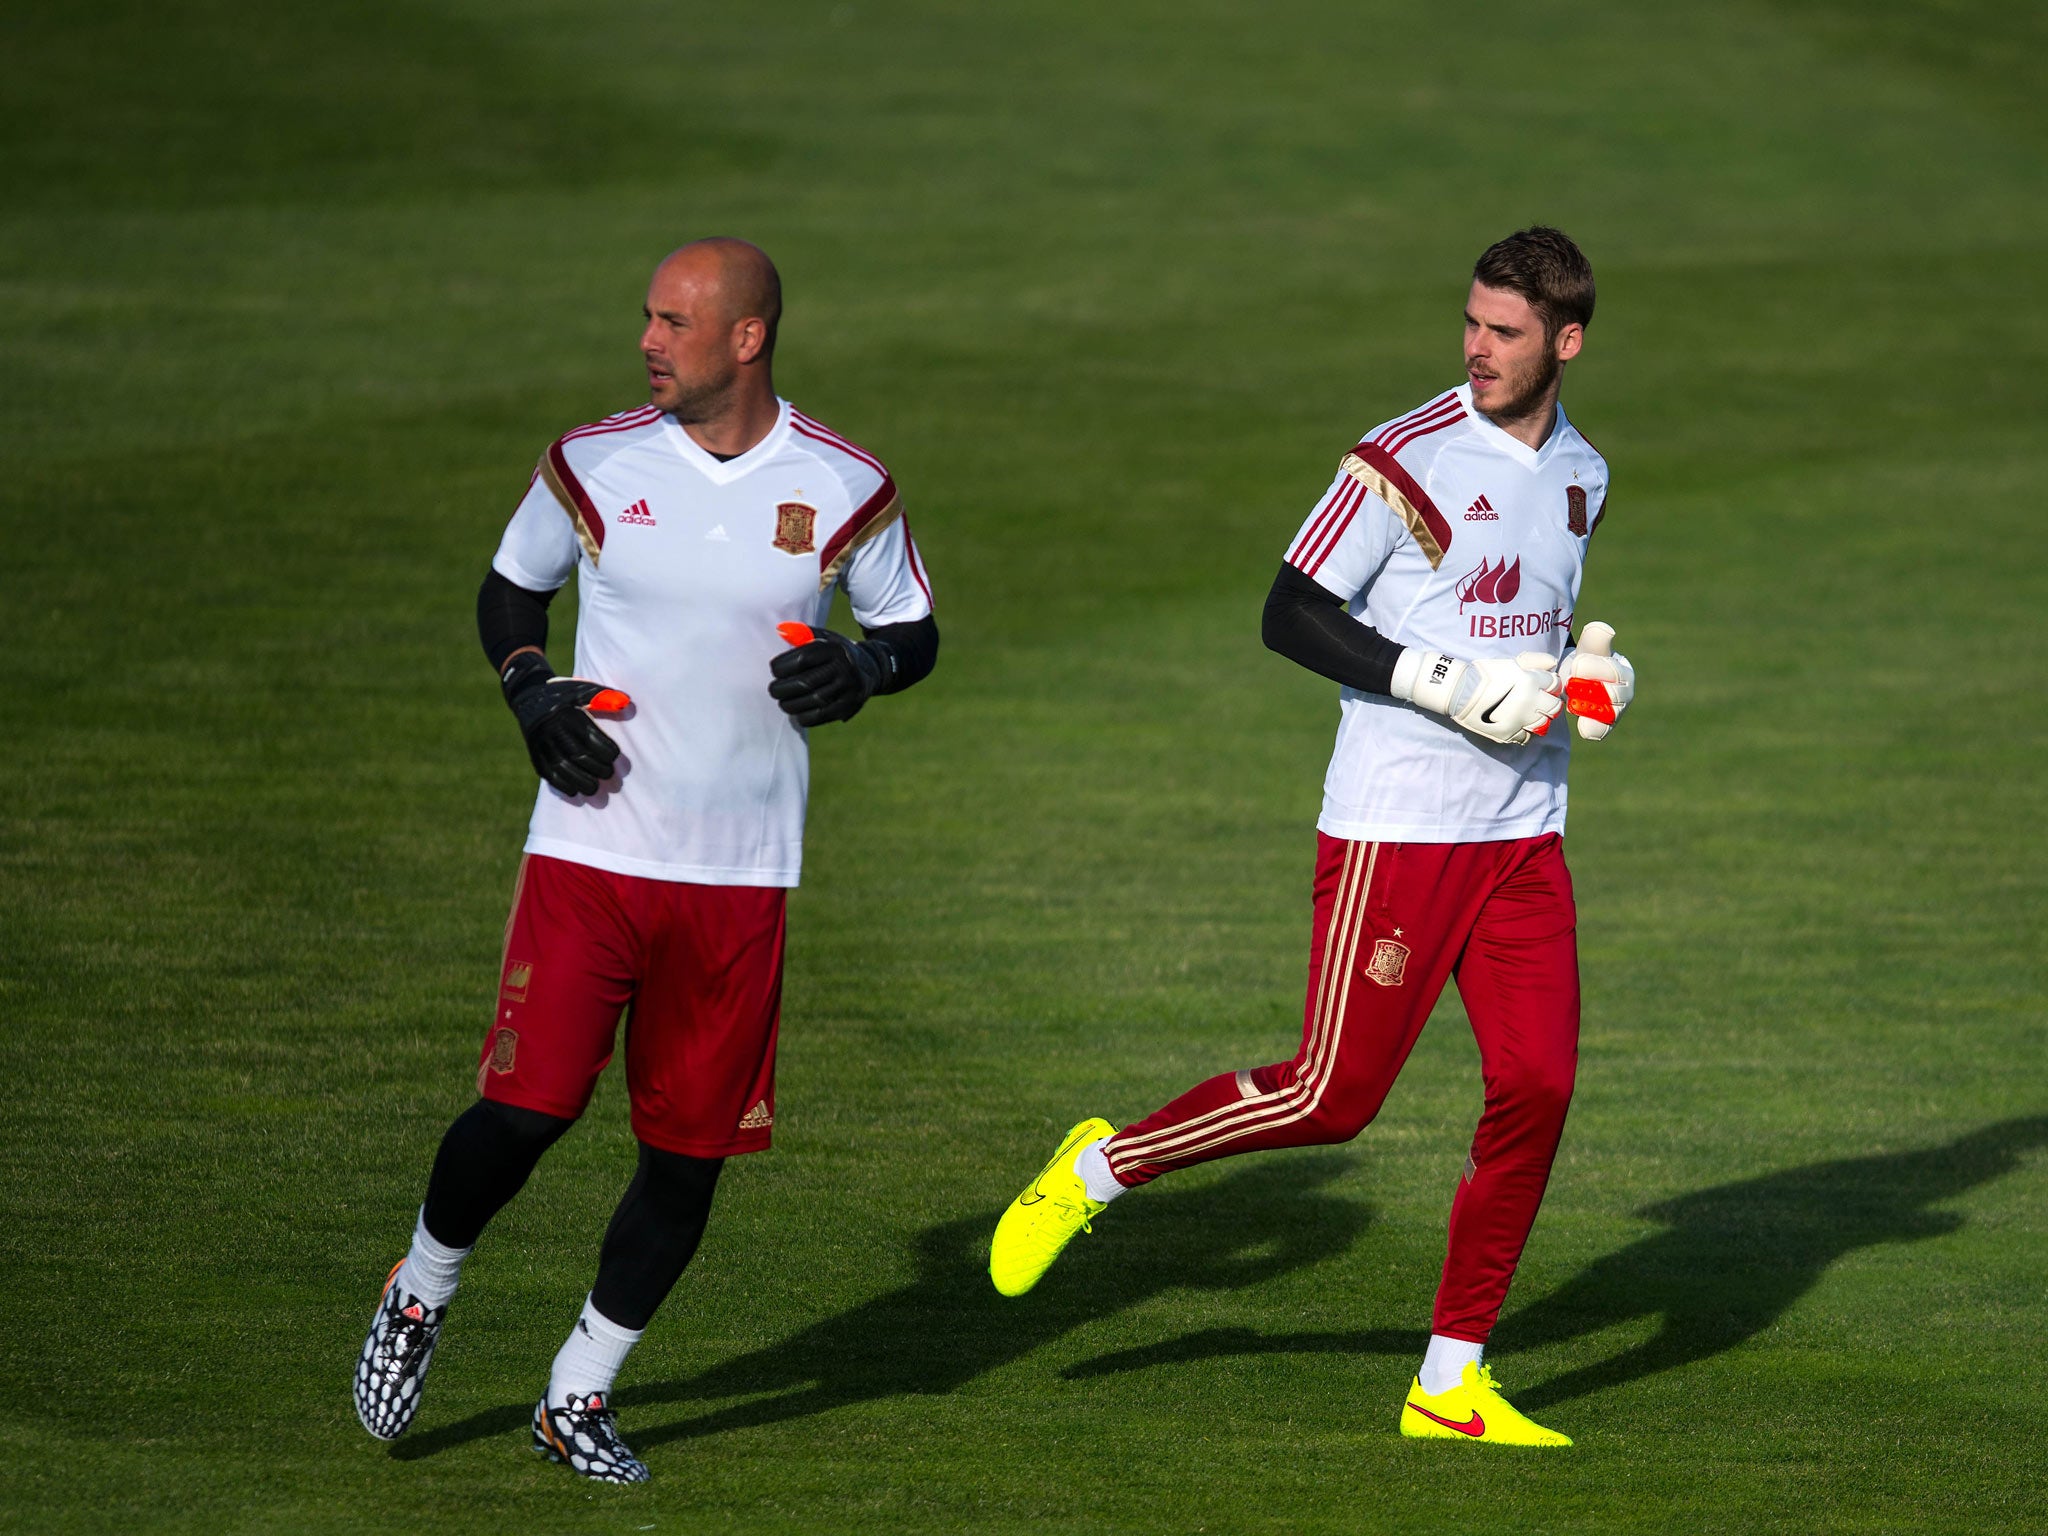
[818,492,903,594]
[538,455,603,567]
[1340,452,1445,571]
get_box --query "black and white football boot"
[532,1391,651,1483]
[353,1260,448,1440]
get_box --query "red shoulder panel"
[818,476,900,573]
[544,439,606,555]
[1352,441,1454,558]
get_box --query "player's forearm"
[1262,562,1404,696]
[859,614,939,696]
[477,568,558,673]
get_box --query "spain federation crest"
[774,501,817,555]
[1565,484,1588,537]
[1365,938,1410,987]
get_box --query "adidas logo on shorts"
[738,1100,773,1130]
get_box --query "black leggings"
[420,1098,573,1247]
[419,1099,722,1330]
[590,1142,724,1330]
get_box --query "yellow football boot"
[989,1117,1115,1297]
[1400,1362,1572,1447]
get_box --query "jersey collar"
[659,398,793,484]
[1456,382,1570,469]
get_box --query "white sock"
[1075,1138,1127,1204]
[1419,1334,1484,1396]
[548,1295,644,1406]
[395,1209,470,1308]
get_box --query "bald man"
[352,240,939,1481]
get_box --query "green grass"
[3,0,2046,1530]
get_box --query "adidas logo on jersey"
[617,499,657,526]
[1464,494,1498,521]
[738,1100,773,1130]
[705,524,731,542]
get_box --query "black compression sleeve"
[589,1145,724,1331]
[1261,561,1405,696]
[477,568,558,673]
[859,613,939,696]
[420,1099,575,1249]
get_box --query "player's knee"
[477,1097,576,1154]
[634,1143,724,1223]
[1298,1093,1374,1145]
[1490,1059,1576,1123]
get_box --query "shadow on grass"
[392,1153,1369,1457]
[1504,1114,2048,1409]
[1061,1116,2048,1409]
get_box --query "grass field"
[4,1,2047,1530]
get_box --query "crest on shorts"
[1365,938,1410,987]
[1566,484,1588,537]
[487,1028,518,1074]
[501,960,533,1003]
[773,501,817,555]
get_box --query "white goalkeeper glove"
[1557,620,1635,741]
[1391,647,1563,746]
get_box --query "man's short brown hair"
[1472,227,1595,340]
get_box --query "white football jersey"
[1283,382,1608,843]
[491,399,934,887]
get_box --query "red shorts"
[476,854,787,1158]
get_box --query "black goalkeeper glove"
[499,650,628,796]
[767,627,886,727]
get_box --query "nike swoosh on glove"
[1393,648,1563,747]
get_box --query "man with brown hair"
[989,227,1634,1447]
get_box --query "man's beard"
[1474,347,1562,425]
[657,369,737,423]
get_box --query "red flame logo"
[1455,556,1521,609]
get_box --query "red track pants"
[1104,832,1579,1342]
